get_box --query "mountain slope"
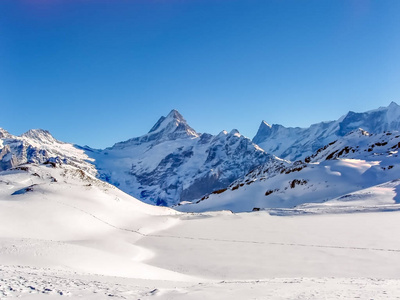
[87,110,275,206]
[178,129,400,212]
[253,102,400,161]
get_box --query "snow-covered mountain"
[253,101,400,161]
[0,112,275,207]
[87,110,274,206]
[2,103,400,210]
[178,129,400,212]
[0,128,96,175]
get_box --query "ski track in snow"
[44,195,400,254]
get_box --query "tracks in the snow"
[52,197,400,254]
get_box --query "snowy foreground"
[1,166,400,299]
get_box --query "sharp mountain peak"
[149,109,188,134]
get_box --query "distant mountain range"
[253,101,400,161]
[1,102,400,210]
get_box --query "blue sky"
[1,0,400,148]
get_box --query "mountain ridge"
[253,102,400,161]
[2,102,400,209]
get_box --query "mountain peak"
[261,120,272,128]
[144,110,199,143]
[229,129,241,137]
[252,121,274,144]
[0,128,11,139]
[149,109,186,134]
[21,129,59,145]
[110,110,199,149]
[167,109,185,121]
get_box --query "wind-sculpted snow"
[179,129,400,212]
[88,110,273,206]
[253,101,400,161]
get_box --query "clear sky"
[1,0,400,148]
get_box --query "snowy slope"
[253,101,400,161]
[2,164,400,299]
[2,180,400,300]
[87,110,274,206]
[0,162,192,281]
[178,129,400,212]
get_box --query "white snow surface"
[1,162,400,299]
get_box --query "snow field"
[1,163,400,298]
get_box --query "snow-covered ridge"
[253,101,400,161]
